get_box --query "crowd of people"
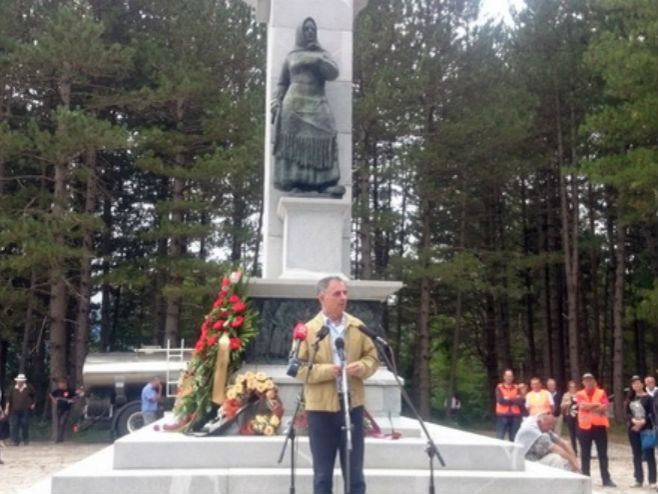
[497,369,658,489]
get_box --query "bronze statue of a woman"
[271,17,345,198]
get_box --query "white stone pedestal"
[277,197,350,278]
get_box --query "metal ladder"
[165,339,186,398]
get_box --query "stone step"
[114,417,523,471]
[50,446,590,494]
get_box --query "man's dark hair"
[316,276,346,295]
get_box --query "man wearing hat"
[4,373,36,446]
[575,372,616,487]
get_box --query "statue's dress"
[273,37,340,191]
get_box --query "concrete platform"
[38,416,590,494]
[112,417,523,471]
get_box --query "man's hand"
[331,365,341,378]
[346,361,364,377]
[571,460,582,474]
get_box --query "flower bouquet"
[194,370,284,437]
[163,269,258,432]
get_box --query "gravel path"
[1,441,109,494]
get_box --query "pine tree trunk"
[358,136,373,279]
[413,200,432,419]
[0,153,5,196]
[49,158,69,382]
[251,197,264,276]
[74,148,97,386]
[555,72,580,383]
[520,179,537,375]
[612,220,626,423]
[587,183,602,375]
[230,193,245,262]
[100,193,113,351]
[50,80,72,403]
[20,270,38,372]
[164,99,186,347]
[538,192,553,377]
[446,193,466,417]
[164,173,185,347]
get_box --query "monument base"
[37,416,591,494]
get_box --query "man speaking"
[295,276,379,494]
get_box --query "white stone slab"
[112,426,524,472]
[337,132,353,187]
[49,463,590,494]
[269,0,353,30]
[242,0,369,24]
[277,197,351,278]
[247,277,403,301]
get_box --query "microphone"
[286,323,308,377]
[335,337,346,363]
[358,324,390,347]
[313,326,330,346]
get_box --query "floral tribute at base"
[221,371,284,435]
[161,269,258,432]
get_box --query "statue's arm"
[317,50,339,81]
[271,58,290,124]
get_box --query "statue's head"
[296,17,318,49]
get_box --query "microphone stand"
[277,337,321,494]
[337,345,352,494]
[372,338,445,494]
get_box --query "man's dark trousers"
[496,414,521,441]
[56,409,71,442]
[10,409,30,445]
[307,405,365,494]
[578,425,612,482]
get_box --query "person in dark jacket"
[50,378,83,443]
[626,375,656,488]
[4,374,36,446]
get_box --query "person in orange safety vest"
[575,373,616,488]
[525,377,554,416]
[495,369,524,441]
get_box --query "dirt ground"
[1,440,109,494]
[0,436,656,494]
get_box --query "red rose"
[213,321,224,330]
[223,399,240,418]
[221,278,230,288]
[230,337,242,350]
[207,335,218,347]
[229,294,240,303]
[195,339,205,352]
[232,302,246,313]
[201,321,210,332]
[231,316,244,328]
[213,299,222,308]
[220,309,229,318]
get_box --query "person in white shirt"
[515,413,581,472]
[644,376,657,398]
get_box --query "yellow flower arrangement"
[220,370,284,436]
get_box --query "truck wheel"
[115,401,143,437]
